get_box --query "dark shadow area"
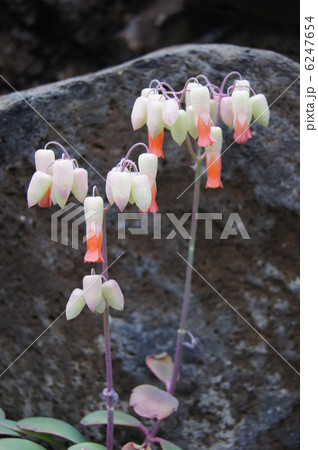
[0,0,299,95]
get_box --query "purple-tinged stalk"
[101,212,115,450]
[214,71,242,126]
[146,144,202,444]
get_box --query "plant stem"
[101,212,115,450]
[146,148,202,444]
[169,148,202,394]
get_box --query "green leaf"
[0,438,46,449]
[81,410,141,428]
[68,443,106,450]
[0,418,62,446]
[17,417,85,444]
[0,419,21,436]
[0,410,5,419]
[159,439,183,450]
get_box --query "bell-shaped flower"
[105,170,115,205]
[210,99,218,123]
[220,97,234,128]
[138,153,158,181]
[232,80,252,144]
[250,93,270,127]
[185,82,200,109]
[162,99,179,127]
[190,86,215,147]
[66,288,86,320]
[131,174,152,213]
[52,159,74,208]
[27,171,52,208]
[83,274,102,312]
[205,127,223,189]
[102,279,124,311]
[148,130,164,159]
[72,167,88,203]
[35,149,55,175]
[84,196,104,263]
[141,88,153,97]
[108,169,132,212]
[131,96,148,130]
[186,106,199,139]
[147,100,164,139]
[171,110,188,146]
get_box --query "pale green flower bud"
[131,96,148,130]
[110,170,132,212]
[52,159,74,208]
[102,279,124,311]
[72,168,88,203]
[83,274,102,313]
[131,174,152,212]
[138,153,158,180]
[171,110,188,146]
[220,97,234,128]
[147,100,164,138]
[250,94,270,127]
[35,149,55,175]
[186,106,199,139]
[162,99,179,127]
[27,171,52,208]
[66,288,86,320]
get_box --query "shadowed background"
[1,0,299,95]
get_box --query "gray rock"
[0,44,299,449]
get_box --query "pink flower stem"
[169,146,202,394]
[145,145,202,444]
[44,140,71,159]
[214,71,242,126]
[101,212,115,450]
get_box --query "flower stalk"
[101,212,115,450]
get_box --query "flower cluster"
[106,151,158,213]
[131,76,269,189]
[27,147,88,209]
[66,270,124,320]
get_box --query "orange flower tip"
[205,180,223,189]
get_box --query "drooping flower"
[190,86,216,148]
[52,159,74,208]
[131,96,148,130]
[82,273,103,312]
[205,127,223,189]
[232,80,252,144]
[170,110,187,146]
[250,93,270,127]
[138,153,159,213]
[27,171,53,208]
[102,279,124,311]
[72,167,88,203]
[84,196,104,263]
[66,274,124,320]
[106,169,132,212]
[27,149,55,208]
[162,98,179,127]
[131,174,152,213]
[148,130,164,158]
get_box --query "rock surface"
[0,44,299,449]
